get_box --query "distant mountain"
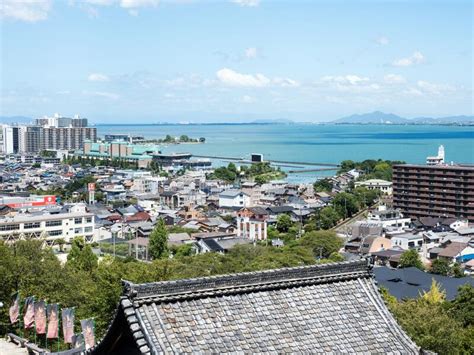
[0,116,33,124]
[331,111,473,125]
[332,111,408,124]
[249,118,294,124]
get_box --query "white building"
[0,203,95,243]
[388,231,423,251]
[236,207,269,241]
[131,176,167,194]
[426,145,445,165]
[367,206,411,229]
[219,190,251,209]
[355,179,393,195]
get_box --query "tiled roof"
[89,260,419,354]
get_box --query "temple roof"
[90,260,419,354]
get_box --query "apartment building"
[0,203,95,243]
[392,163,474,222]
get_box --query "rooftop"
[90,260,419,354]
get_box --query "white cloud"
[417,80,455,95]
[88,73,110,82]
[217,68,270,87]
[231,0,260,7]
[392,51,425,67]
[376,36,389,45]
[84,0,115,5]
[321,75,370,85]
[128,9,139,16]
[240,95,256,103]
[120,0,159,8]
[244,47,258,59]
[216,68,298,88]
[384,74,406,84]
[84,91,119,100]
[0,0,52,22]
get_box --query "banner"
[62,308,75,344]
[9,292,20,324]
[81,319,95,350]
[72,333,85,349]
[46,304,59,339]
[34,300,47,334]
[23,296,35,329]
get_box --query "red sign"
[4,196,56,209]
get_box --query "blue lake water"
[96,124,474,183]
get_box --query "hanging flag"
[72,333,85,349]
[46,304,59,339]
[23,296,35,329]
[62,308,75,344]
[34,300,47,334]
[9,292,20,324]
[81,319,95,350]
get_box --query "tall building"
[392,162,474,222]
[0,114,96,154]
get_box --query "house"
[218,190,250,209]
[90,261,420,354]
[236,207,269,241]
[387,231,423,251]
[355,179,393,195]
[360,236,392,255]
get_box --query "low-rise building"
[219,190,250,209]
[0,203,95,243]
[355,179,393,195]
[236,207,268,241]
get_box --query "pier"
[192,154,340,168]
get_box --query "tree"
[299,230,343,259]
[67,237,98,273]
[317,206,341,230]
[313,178,333,193]
[431,258,450,276]
[56,238,66,252]
[450,263,464,278]
[332,192,360,219]
[399,249,424,270]
[276,214,293,233]
[449,284,474,327]
[149,218,169,259]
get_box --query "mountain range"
[330,111,474,125]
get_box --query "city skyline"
[1,0,472,123]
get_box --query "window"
[0,224,20,231]
[23,222,41,229]
[74,228,83,234]
[48,230,63,236]
[74,217,82,224]
[84,226,93,233]
[85,217,93,223]
[46,220,62,227]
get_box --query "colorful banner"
[81,319,95,350]
[62,308,75,344]
[46,304,59,339]
[9,292,20,324]
[34,300,47,334]
[72,333,85,349]
[23,296,35,329]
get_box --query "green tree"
[313,178,333,193]
[449,284,474,327]
[332,192,360,219]
[317,206,341,230]
[450,263,464,278]
[149,218,169,259]
[431,258,450,276]
[67,237,98,273]
[399,249,424,270]
[299,230,343,259]
[276,214,293,233]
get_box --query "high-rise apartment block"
[392,146,474,222]
[0,114,96,154]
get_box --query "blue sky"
[1,0,472,123]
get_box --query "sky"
[0,0,472,123]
